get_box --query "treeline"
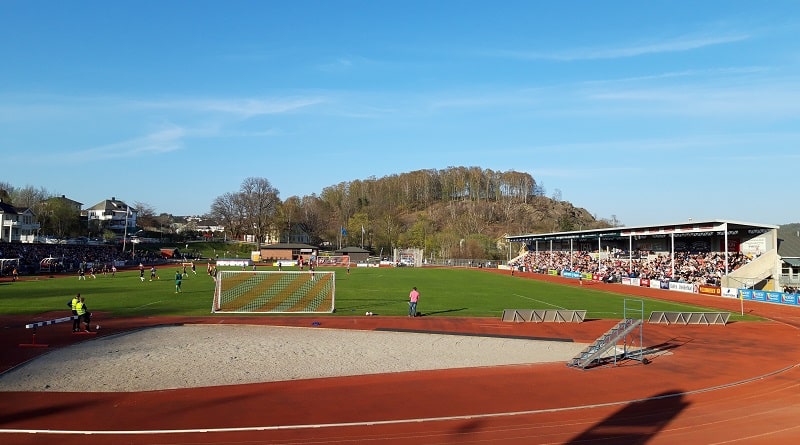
[210,167,614,260]
[3,167,616,260]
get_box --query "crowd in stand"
[0,243,120,275]
[0,243,167,276]
[509,249,753,286]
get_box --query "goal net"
[1,258,20,276]
[212,270,335,314]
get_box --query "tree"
[239,177,280,244]
[209,177,280,244]
[276,197,302,243]
[11,185,49,208]
[134,202,157,230]
[0,182,15,202]
[210,192,246,241]
[39,198,82,238]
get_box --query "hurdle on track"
[19,315,89,348]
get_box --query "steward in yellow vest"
[69,294,80,332]
[75,297,92,332]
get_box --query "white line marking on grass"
[133,301,163,310]
[512,294,567,310]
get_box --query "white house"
[0,199,40,243]
[85,197,137,231]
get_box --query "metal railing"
[423,258,500,268]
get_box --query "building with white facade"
[0,199,40,243]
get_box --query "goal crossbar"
[212,270,335,314]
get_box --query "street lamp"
[131,230,144,257]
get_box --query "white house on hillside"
[85,197,137,231]
[0,199,40,243]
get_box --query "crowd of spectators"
[0,242,166,276]
[509,249,753,286]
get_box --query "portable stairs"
[567,299,646,370]
[567,318,643,370]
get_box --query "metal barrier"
[20,315,91,348]
[501,309,587,323]
[647,311,730,326]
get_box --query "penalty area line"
[512,294,566,310]
[133,301,163,310]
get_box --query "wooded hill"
[271,167,614,260]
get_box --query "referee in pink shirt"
[408,287,420,317]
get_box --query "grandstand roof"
[506,219,779,243]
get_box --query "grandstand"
[505,219,798,307]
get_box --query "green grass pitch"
[0,266,757,321]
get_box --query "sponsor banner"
[548,269,559,276]
[669,282,695,293]
[740,238,766,256]
[721,287,739,298]
[622,277,632,286]
[650,279,662,289]
[562,271,581,279]
[698,285,722,296]
[766,292,782,303]
[660,280,670,290]
[217,259,253,267]
[738,289,800,306]
[781,293,799,305]
[640,278,650,287]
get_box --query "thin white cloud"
[69,126,187,160]
[137,97,327,118]
[487,33,750,61]
[581,66,773,85]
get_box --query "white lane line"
[1,364,795,436]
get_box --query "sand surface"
[0,324,587,392]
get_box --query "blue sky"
[2,1,798,227]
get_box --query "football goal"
[212,270,335,314]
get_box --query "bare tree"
[133,201,157,230]
[210,192,246,240]
[239,177,280,244]
[0,182,14,202]
[11,185,50,208]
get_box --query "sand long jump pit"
[0,324,589,392]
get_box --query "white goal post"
[212,270,335,314]
[1,258,20,276]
